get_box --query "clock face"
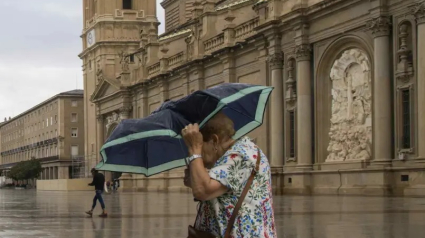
[87,29,95,47]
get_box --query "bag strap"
[224,149,261,238]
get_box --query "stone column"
[96,115,104,162]
[268,52,284,167]
[295,44,313,170]
[412,3,425,158]
[120,106,132,120]
[158,78,169,190]
[368,16,392,164]
[119,106,134,190]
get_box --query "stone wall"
[37,178,93,191]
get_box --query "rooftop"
[1,89,84,126]
[58,89,84,96]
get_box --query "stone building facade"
[0,90,85,180]
[80,0,425,195]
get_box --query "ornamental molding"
[294,44,311,61]
[367,16,392,38]
[410,1,425,24]
[268,52,284,69]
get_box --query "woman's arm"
[183,124,228,201]
[189,157,228,201]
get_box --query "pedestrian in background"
[86,168,107,217]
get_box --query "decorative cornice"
[120,105,133,115]
[367,16,392,38]
[268,52,284,69]
[294,44,311,61]
[410,1,425,25]
[96,114,104,122]
[217,0,252,11]
[158,29,191,42]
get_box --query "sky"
[0,0,165,121]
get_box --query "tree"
[7,159,42,181]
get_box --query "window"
[401,89,411,149]
[71,128,78,137]
[123,0,132,9]
[71,145,79,157]
[46,118,49,127]
[55,146,58,156]
[71,113,78,122]
[50,117,53,125]
[91,143,94,153]
[289,111,296,158]
[129,54,135,63]
[55,129,58,137]
[55,115,58,123]
[71,100,78,107]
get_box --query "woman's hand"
[181,123,203,155]
[183,168,192,188]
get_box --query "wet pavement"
[0,190,425,238]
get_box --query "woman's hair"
[200,112,235,142]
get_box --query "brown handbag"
[188,149,261,238]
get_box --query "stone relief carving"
[106,112,121,130]
[96,63,104,84]
[118,50,130,72]
[326,49,372,162]
[396,23,414,83]
[285,58,296,103]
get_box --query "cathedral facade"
[80,0,425,195]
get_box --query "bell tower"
[79,0,158,164]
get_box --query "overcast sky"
[0,0,165,121]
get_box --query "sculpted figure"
[326,49,372,162]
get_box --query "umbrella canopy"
[96,83,273,176]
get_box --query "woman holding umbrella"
[182,112,277,238]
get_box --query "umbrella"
[96,83,273,176]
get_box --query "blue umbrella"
[96,83,273,176]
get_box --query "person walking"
[86,168,107,217]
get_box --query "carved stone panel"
[106,112,121,132]
[326,49,372,162]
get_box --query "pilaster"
[294,43,313,171]
[411,1,425,158]
[216,49,236,83]
[367,16,393,165]
[265,28,284,168]
[96,114,104,159]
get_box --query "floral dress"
[195,137,277,238]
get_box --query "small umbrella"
[96,83,273,176]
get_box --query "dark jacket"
[89,173,105,191]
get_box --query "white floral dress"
[195,137,277,238]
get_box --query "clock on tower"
[86,29,96,48]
